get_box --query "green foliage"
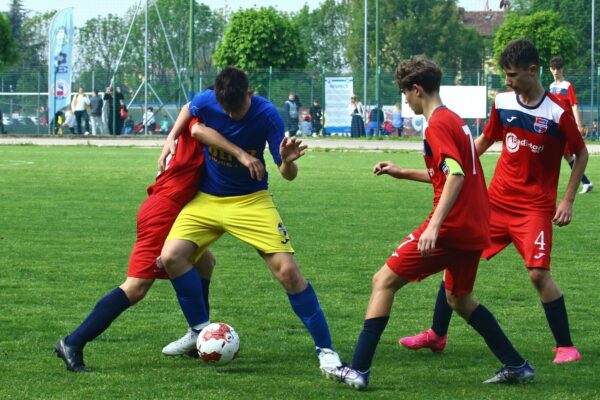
[346,0,483,98]
[0,145,599,398]
[292,0,350,72]
[492,11,577,68]
[0,13,18,71]
[213,7,307,70]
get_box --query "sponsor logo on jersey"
[534,117,549,134]
[441,160,449,177]
[505,132,545,154]
[506,116,517,122]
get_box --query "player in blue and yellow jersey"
[54,118,263,372]
[156,67,342,374]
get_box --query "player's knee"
[120,279,153,305]
[528,268,550,288]
[277,262,305,291]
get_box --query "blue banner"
[48,8,74,125]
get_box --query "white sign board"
[401,86,487,119]
[324,77,353,134]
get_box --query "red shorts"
[127,195,184,279]
[386,227,482,296]
[482,204,553,269]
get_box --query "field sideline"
[0,145,598,399]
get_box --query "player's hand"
[238,152,265,181]
[553,199,573,227]
[158,135,177,172]
[373,161,402,177]
[417,226,438,257]
[280,136,307,163]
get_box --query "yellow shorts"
[166,190,294,255]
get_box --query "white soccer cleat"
[324,365,369,390]
[318,347,342,373]
[580,183,594,194]
[162,328,199,356]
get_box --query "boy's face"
[550,66,563,81]
[401,86,423,115]
[503,64,537,95]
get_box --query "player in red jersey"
[55,117,264,372]
[549,56,594,194]
[323,55,533,390]
[399,39,588,365]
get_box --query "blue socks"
[287,283,333,349]
[351,316,389,373]
[170,268,209,330]
[542,295,573,347]
[568,159,591,184]
[468,304,525,367]
[432,280,453,336]
[65,287,131,348]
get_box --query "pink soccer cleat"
[399,329,447,352]
[553,346,581,364]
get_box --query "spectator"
[300,112,312,136]
[103,87,114,135]
[310,99,322,136]
[366,102,385,137]
[284,92,299,137]
[71,87,90,134]
[159,114,171,135]
[592,119,598,141]
[122,115,135,135]
[63,106,76,134]
[349,95,365,137]
[54,110,64,135]
[142,106,157,134]
[115,85,127,136]
[89,89,104,136]
[392,103,403,136]
[0,108,5,134]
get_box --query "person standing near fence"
[103,87,113,135]
[71,87,90,135]
[549,56,594,194]
[115,86,127,135]
[89,90,103,136]
[284,92,299,136]
[349,95,365,137]
[310,99,322,136]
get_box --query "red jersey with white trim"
[549,80,578,107]
[484,91,586,214]
[422,106,490,250]
[146,118,204,206]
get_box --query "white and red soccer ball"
[196,322,240,366]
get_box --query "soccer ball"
[196,322,240,366]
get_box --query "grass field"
[0,145,598,399]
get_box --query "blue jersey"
[189,90,284,196]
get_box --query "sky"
[1,0,498,27]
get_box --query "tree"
[213,7,307,70]
[0,13,18,71]
[492,11,577,69]
[346,0,483,72]
[292,0,351,72]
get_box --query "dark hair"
[395,55,442,94]
[214,67,249,113]
[550,56,564,70]
[499,39,539,70]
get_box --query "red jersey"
[549,80,578,107]
[484,91,586,214]
[422,106,490,250]
[146,118,204,205]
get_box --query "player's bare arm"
[278,136,307,181]
[373,161,431,183]
[418,173,464,257]
[158,103,192,172]
[554,146,589,227]
[474,134,494,156]
[191,123,265,181]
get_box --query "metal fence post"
[268,66,272,102]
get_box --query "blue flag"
[48,8,74,125]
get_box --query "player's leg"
[261,251,341,372]
[160,194,222,355]
[444,252,534,384]
[564,154,593,193]
[512,212,581,363]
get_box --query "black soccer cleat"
[55,337,91,372]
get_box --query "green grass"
[0,146,598,399]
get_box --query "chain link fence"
[2,67,599,137]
